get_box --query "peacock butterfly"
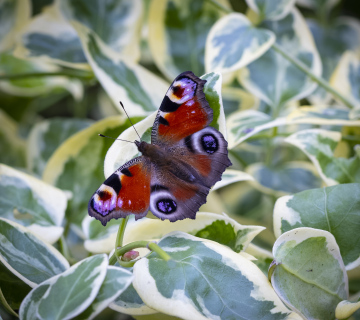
[88,71,232,226]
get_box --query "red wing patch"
[88,157,151,226]
[151,71,213,145]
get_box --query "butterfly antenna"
[98,134,134,144]
[119,101,141,141]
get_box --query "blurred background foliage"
[1,0,360,319]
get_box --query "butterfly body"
[89,71,232,226]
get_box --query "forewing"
[151,71,213,145]
[88,157,151,226]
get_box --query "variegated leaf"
[83,211,264,254]
[0,218,69,288]
[336,299,360,319]
[239,8,321,109]
[212,169,254,191]
[205,13,275,73]
[246,0,296,21]
[58,0,143,60]
[109,281,157,316]
[331,51,360,109]
[297,0,341,13]
[14,5,88,69]
[133,231,300,319]
[285,129,360,185]
[271,228,348,319]
[227,107,360,149]
[0,164,67,244]
[273,183,360,270]
[246,161,322,196]
[75,266,133,320]
[74,22,169,116]
[20,254,108,320]
[307,18,360,104]
[27,118,93,176]
[0,0,31,52]
[0,110,26,168]
[245,243,273,275]
[148,0,230,81]
[222,87,260,116]
[0,52,83,99]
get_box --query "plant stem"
[59,235,74,264]
[271,43,354,109]
[114,216,130,265]
[206,0,355,109]
[0,288,18,317]
[109,240,172,266]
[0,70,94,81]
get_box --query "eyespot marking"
[201,134,218,154]
[157,199,177,214]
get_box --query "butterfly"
[88,71,232,226]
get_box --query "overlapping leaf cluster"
[1,0,360,319]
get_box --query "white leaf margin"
[133,231,301,319]
[0,218,70,288]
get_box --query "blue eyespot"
[157,199,177,214]
[201,134,218,154]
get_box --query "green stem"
[109,240,172,266]
[0,70,94,81]
[0,287,18,317]
[207,0,355,110]
[114,216,130,265]
[271,43,355,109]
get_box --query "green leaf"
[246,0,296,21]
[74,22,169,116]
[285,129,360,185]
[27,117,93,176]
[0,110,26,168]
[246,161,322,195]
[14,5,88,68]
[238,8,321,109]
[75,266,133,320]
[148,0,229,81]
[307,18,360,104]
[43,116,137,228]
[206,13,275,73]
[331,51,360,109]
[0,218,69,288]
[0,52,83,100]
[274,183,360,270]
[133,231,297,319]
[59,0,143,59]
[0,0,31,52]
[0,261,31,311]
[20,254,108,320]
[271,228,348,319]
[0,164,67,244]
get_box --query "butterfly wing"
[151,71,213,145]
[149,126,232,222]
[88,157,151,226]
